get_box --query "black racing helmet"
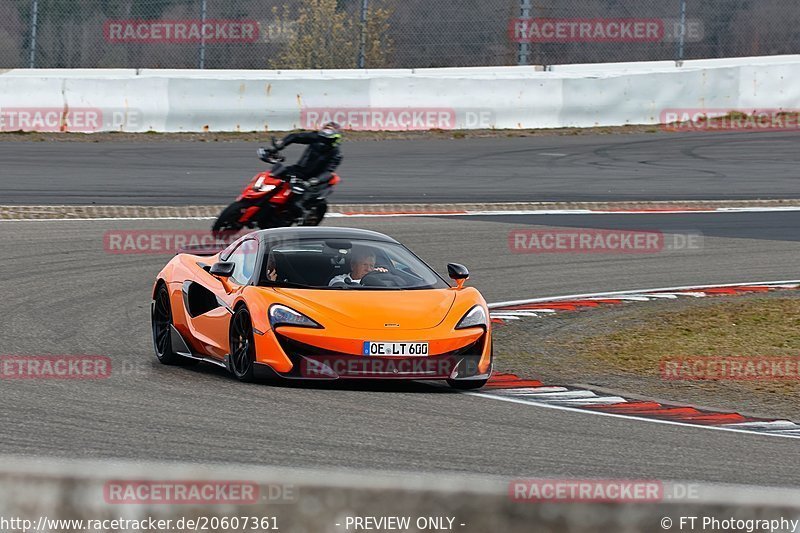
[319,121,343,145]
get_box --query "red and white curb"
[483,280,800,439]
[473,373,800,439]
[489,280,800,324]
[331,206,800,217]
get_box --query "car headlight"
[269,305,322,329]
[455,305,488,330]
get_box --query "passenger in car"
[265,253,279,282]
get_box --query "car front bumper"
[253,327,492,381]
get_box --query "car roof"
[253,227,400,245]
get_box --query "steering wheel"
[360,269,400,287]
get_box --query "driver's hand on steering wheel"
[373,267,389,273]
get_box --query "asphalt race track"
[2,210,800,486]
[2,130,800,492]
[1,130,800,205]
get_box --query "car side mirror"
[447,263,470,280]
[210,261,235,278]
[447,263,469,289]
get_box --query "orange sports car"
[151,227,492,389]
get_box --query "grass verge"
[582,298,800,364]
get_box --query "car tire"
[152,284,183,365]
[229,306,257,382]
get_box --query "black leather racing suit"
[273,131,343,219]
[276,131,343,182]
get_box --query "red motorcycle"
[212,140,341,237]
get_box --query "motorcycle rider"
[258,122,343,220]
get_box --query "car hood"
[272,288,457,330]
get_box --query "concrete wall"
[2,456,800,533]
[1,55,798,133]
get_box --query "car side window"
[227,239,258,285]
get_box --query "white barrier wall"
[1,55,799,133]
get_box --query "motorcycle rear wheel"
[301,202,328,226]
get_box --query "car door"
[185,238,259,359]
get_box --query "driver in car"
[329,249,388,286]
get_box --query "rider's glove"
[257,147,270,161]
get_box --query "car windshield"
[260,238,449,290]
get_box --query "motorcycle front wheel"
[212,201,246,238]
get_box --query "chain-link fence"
[1,0,799,69]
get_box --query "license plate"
[363,342,429,356]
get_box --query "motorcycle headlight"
[269,305,322,329]
[455,305,488,330]
[253,176,276,193]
